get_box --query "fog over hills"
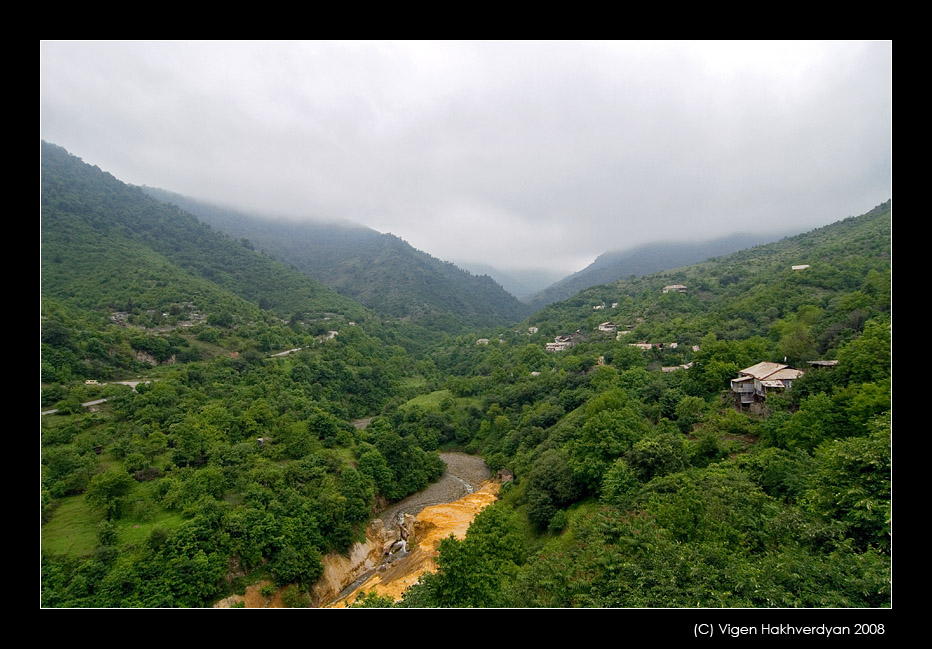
[40,41,891,274]
[449,261,568,301]
[141,187,532,330]
[522,232,794,310]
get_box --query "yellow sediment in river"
[328,480,500,607]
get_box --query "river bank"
[215,452,494,608]
[321,452,494,607]
[327,476,499,607]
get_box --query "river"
[214,451,496,608]
[324,451,497,607]
[376,452,491,526]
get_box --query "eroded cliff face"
[325,480,500,607]
[216,453,495,608]
[310,516,413,606]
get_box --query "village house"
[598,322,617,333]
[528,326,538,334]
[546,335,575,352]
[791,265,810,271]
[662,284,687,294]
[476,338,490,345]
[730,362,804,408]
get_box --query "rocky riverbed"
[327,459,498,607]
[376,452,491,526]
[214,452,495,608]
[324,452,495,607]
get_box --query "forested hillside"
[40,144,448,606]
[354,201,892,608]
[523,232,789,310]
[40,141,891,608]
[142,187,532,332]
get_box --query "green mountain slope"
[39,139,891,609]
[524,201,891,359]
[524,232,790,311]
[41,144,451,610]
[394,201,890,608]
[41,142,366,324]
[141,187,533,330]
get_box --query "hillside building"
[731,362,804,409]
[546,335,575,352]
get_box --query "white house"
[731,362,804,406]
[662,284,687,294]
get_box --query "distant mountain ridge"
[142,187,533,330]
[449,261,567,301]
[524,232,791,311]
[522,200,891,353]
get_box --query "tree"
[836,319,890,385]
[425,504,526,607]
[804,422,890,553]
[526,449,580,530]
[773,305,822,366]
[673,395,706,433]
[85,469,134,519]
[570,407,647,492]
[601,459,639,508]
[624,433,688,483]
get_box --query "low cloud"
[41,40,891,274]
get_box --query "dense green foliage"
[380,201,891,608]
[40,144,446,607]
[41,142,890,608]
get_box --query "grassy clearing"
[402,389,453,411]
[116,511,185,546]
[43,481,186,558]
[41,495,104,557]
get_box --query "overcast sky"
[40,40,891,274]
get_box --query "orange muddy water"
[214,452,496,608]
[327,478,499,607]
